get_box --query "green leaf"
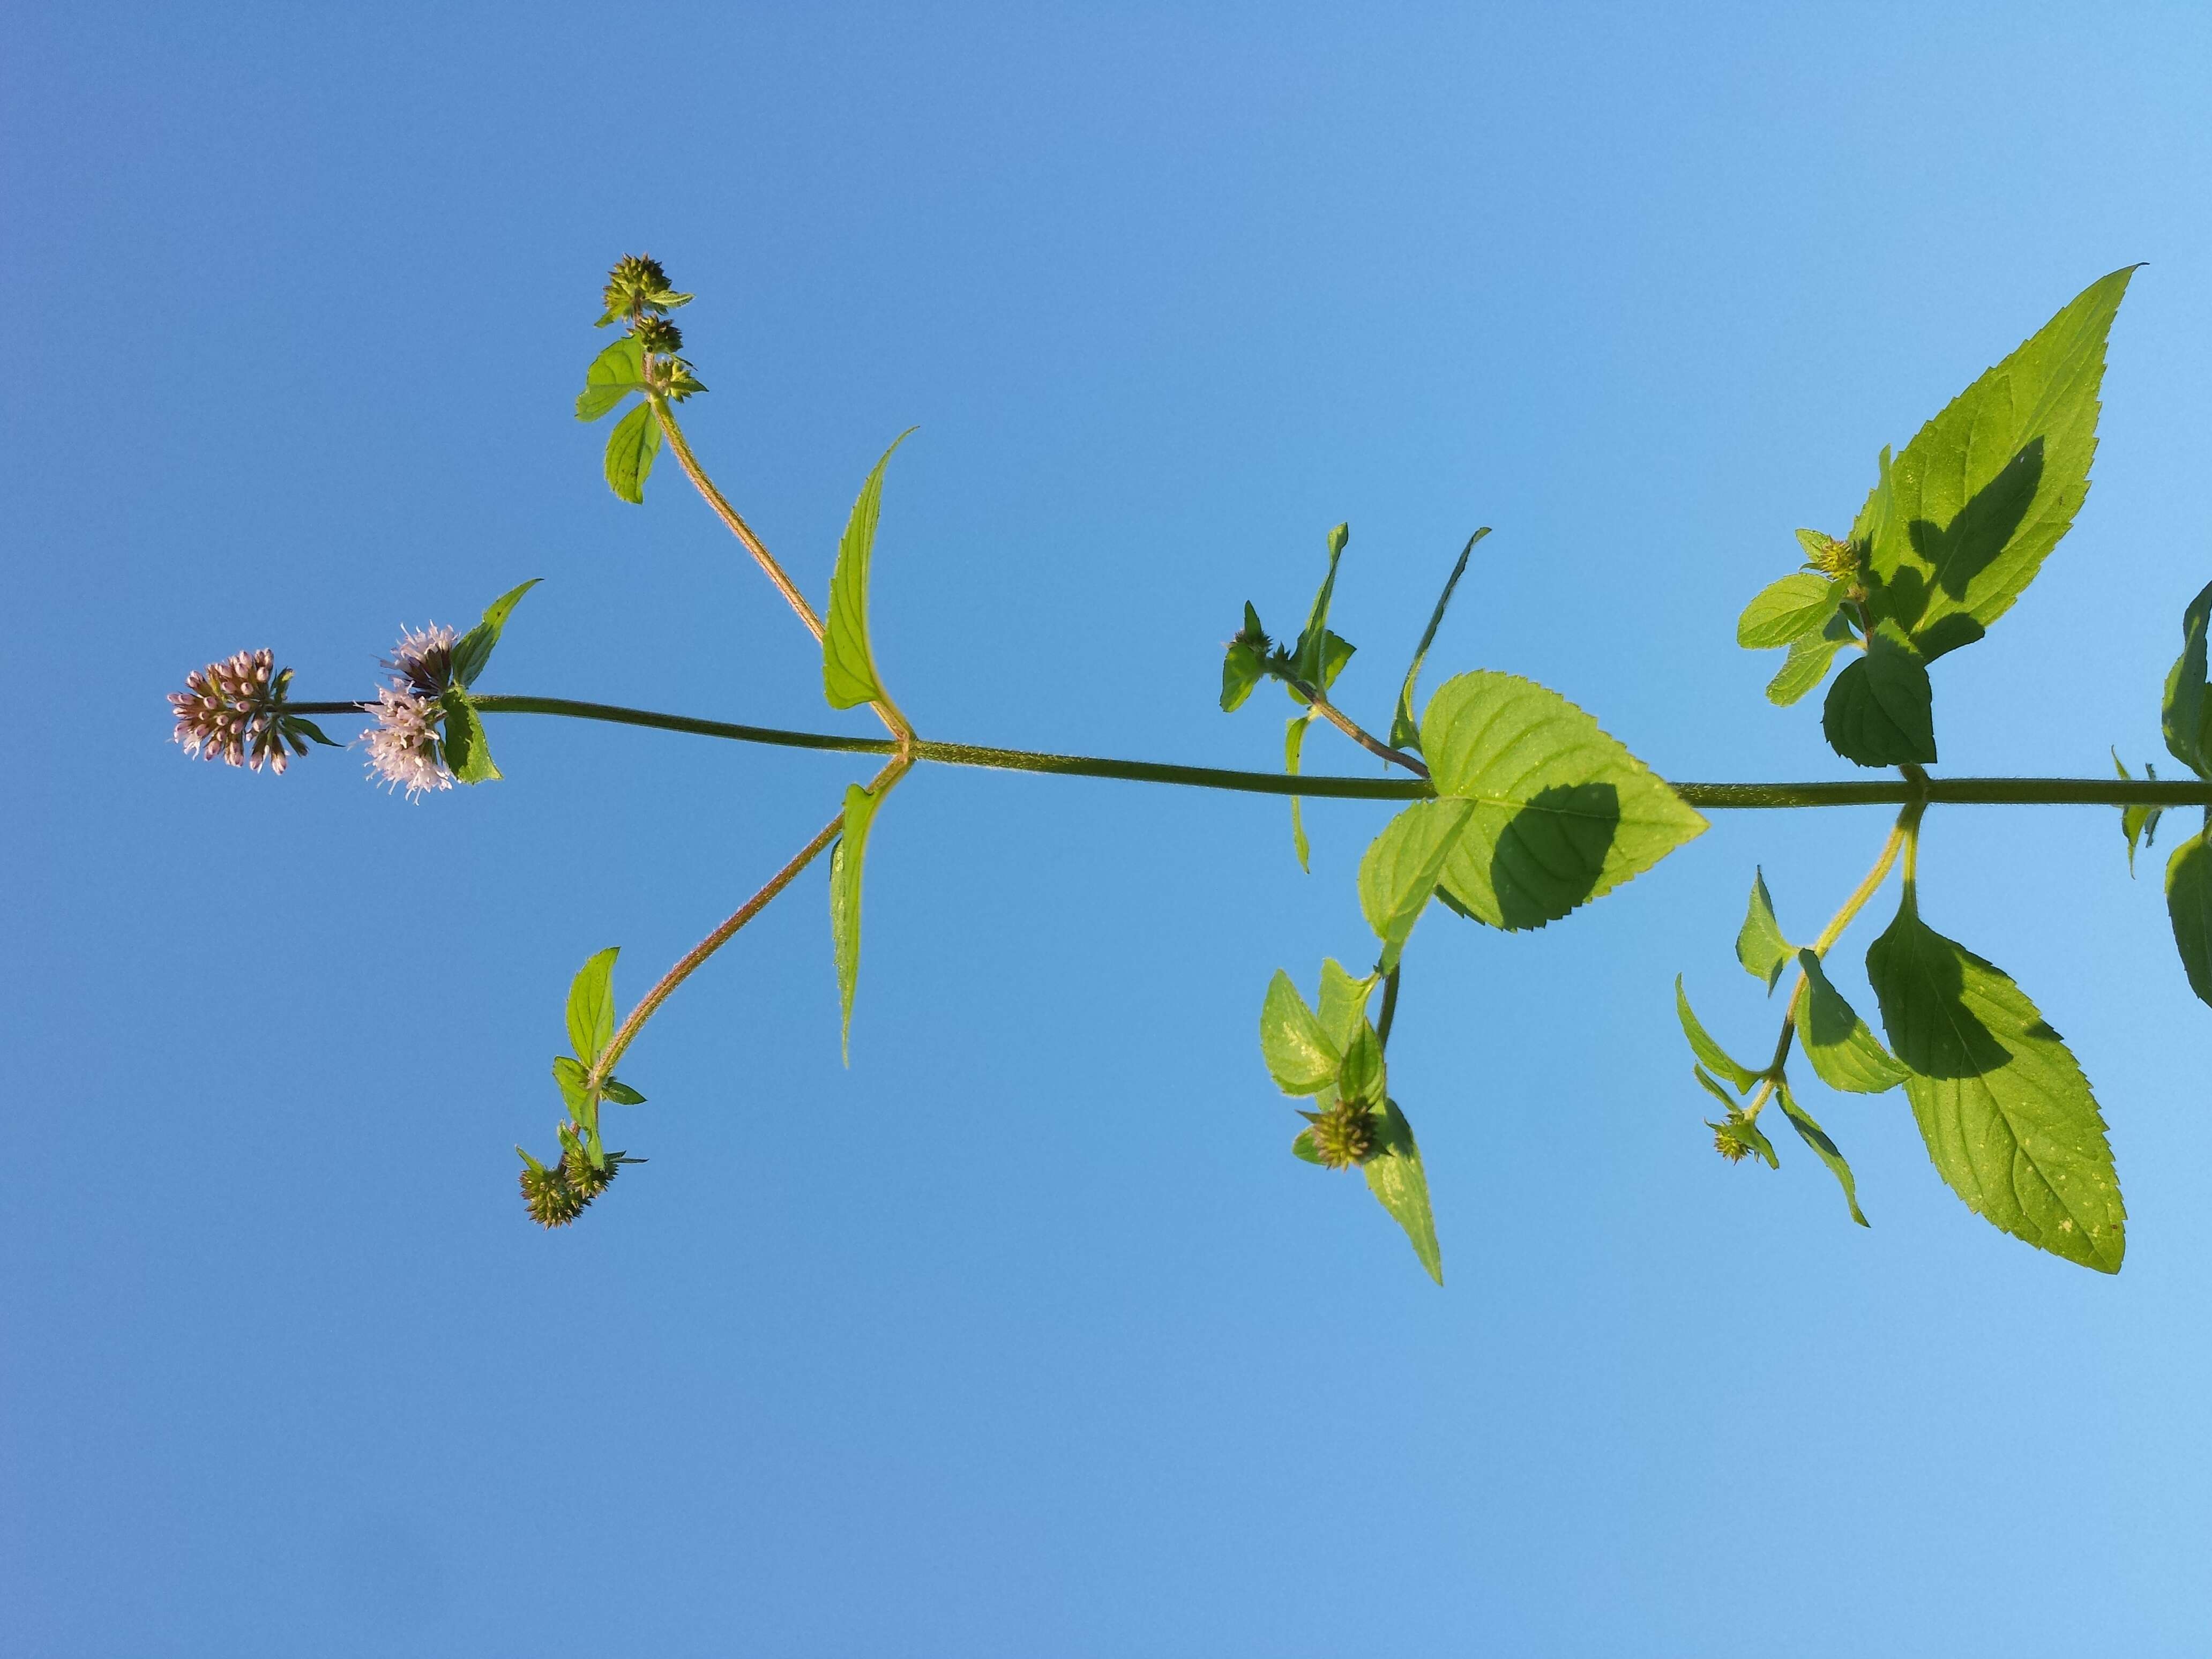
[1795,948,1908,1094]
[450,578,542,689]
[1774,1079,1869,1226]
[1291,523,1351,687]
[2165,830,2212,1009]
[603,400,661,504]
[1390,528,1488,752]
[1737,572,1843,649]
[1866,892,2125,1272]
[1221,642,1266,712]
[1693,1068,1778,1168]
[1315,960,1378,1053]
[1364,1098,1443,1284]
[1357,797,1477,971]
[829,781,884,1062]
[1675,976,1760,1092]
[1735,868,1793,992]
[576,335,647,421]
[2161,579,2212,777]
[1337,1020,1387,1110]
[1821,623,1935,767]
[823,429,916,711]
[601,1078,647,1106]
[1856,267,2136,650]
[1291,1128,1325,1165]
[1285,715,1311,872]
[565,947,620,1066]
[2113,750,2164,875]
[551,1054,593,1118]
[1415,671,1708,931]
[1766,612,1855,706]
[1259,970,1341,1095]
[438,692,500,784]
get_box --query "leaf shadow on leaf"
[1490,781,1619,930]
[1908,435,2043,606]
[1886,939,2017,1079]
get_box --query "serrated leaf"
[1416,672,1707,931]
[1855,267,2135,650]
[438,692,500,784]
[1737,572,1843,649]
[603,400,661,504]
[2162,579,2212,777]
[1821,624,1935,767]
[565,947,619,1066]
[1675,977,1760,1092]
[1315,960,1378,1053]
[1337,1020,1387,1110]
[1285,714,1311,871]
[1290,524,1350,688]
[576,335,647,421]
[450,578,542,689]
[1866,892,2124,1271]
[1766,612,1855,706]
[1364,1098,1442,1284]
[1736,868,1793,991]
[2165,831,2212,1009]
[829,781,884,1062]
[601,1078,647,1106]
[1795,948,1907,1093]
[1774,1079,1869,1225]
[1259,970,1341,1095]
[1390,527,1488,752]
[1357,798,1477,971]
[823,430,915,711]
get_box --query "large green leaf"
[1821,624,1935,767]
[1855,267,2135,650]
[829,781,885,1060]
[1364,1098,1442,1284]
[823,430,916,711]
[450,578,542,689]
[566,947,620,1066]
[1675,976,1759,1092]
[1259,970,1340,1095]
[1411,671,1707,931]
[1737,573,1843,649]
[1795,948,1907,1094]
[1866,892,2124,1271]
[1390,527,1488,752]
[2161,579,2212,777]
[603,400,661,504]
[1357,798,1476,970]
[1735,868,1792,992]
[1774,1079,1869,1227]
[2165,830,2212,1009]
[576,335,648,421]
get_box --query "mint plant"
[170,257,2212,1284]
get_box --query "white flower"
[383,623,458,694]
[361,685,452,799]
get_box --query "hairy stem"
[1279,675,1430,778]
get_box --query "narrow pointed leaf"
[829,781,884,1061]
[603,400,661,503]
[601,1079,647,1106]
[1866,893,2124,1271]
[1795,948,1908,1093]
[565,947,620,1066]
[1285,714,1311,871]
[1291,523,1351,688]
[1390,527,1488,751]
[2162,579,2212,776]
[450,578,542,689]
[1821,624,1935,767]
[2165,831,2212,1008]
[2114,750,2164,875]
[1675,977,1759,1092]
[1774,1079,1869,1225]
[1364,1098,1442,1284]
[1736,868,1792,991]
[1737,573,1843,649]
[823,429,916,711]
[1418,672,1707,931]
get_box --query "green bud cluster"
[1300,1100,1379,1169]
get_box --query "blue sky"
[9,2,2212,1653]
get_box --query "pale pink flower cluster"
[361,623,458,799]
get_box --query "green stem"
[287,696,2212,809]
[1277,675,1429,778]
[1377,966,1402,1050]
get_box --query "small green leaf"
[603,400,662,504]
[1364,1098,1442,1284]
[1285,714,1311,872]
[2161,579,2212,777]
[1855,267,2136,649]
[823,430,916,711]
[602,1078,647,1106]
[2165,830,2212,1009]
[292,719,340,748]
[1821,624,1935,768]
[1735,869,1793,992]
[1291,524,1351,688]
[1866,890,2124,1272]
[1357,798,1477,971]
[1221,642,1266,712]
[1675,976,1760,1092]
[565,947,621,1066]
[1337,1020,1387,1110]
[1766,612,1855,706]
[551,1055,593,1118]
[2113,750,2164,875]
[1737,572,1843,649]
[450,578,542,689]
[1315,960,1379,1053]
[1291,1128,1325,1165]
[1260,970,1341,1095]
[1390,527,1488,753]
[576,335,647,421]
[1418,672,1708,931]
[1795,948,1908,1094]
[438,692,500,784]
[1774,1078,1869,1226]
[829,781,884,1062]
